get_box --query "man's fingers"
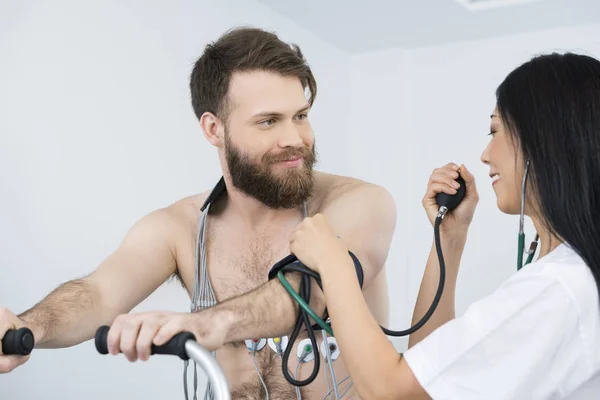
[120,319,142,362]
[136,322,161,361]
[106,319,123,356]
[0,308,23,357]
[0,354,28,373]
[0,357,17,373]
[153,318,184,347]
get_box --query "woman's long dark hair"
[496,52,600,299]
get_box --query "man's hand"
[290,214,353,274]
[106,310,228,361]
[0,308,31,373]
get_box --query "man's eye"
[260,119,276,126]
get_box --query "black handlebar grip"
[95,325,195,360]
[2,328,34,356]
[94,325,110,355]
[150,331,195,360]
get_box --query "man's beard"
[225,133,317,209]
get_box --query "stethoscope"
[518,157,540,270]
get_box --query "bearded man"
[0,27,396,400]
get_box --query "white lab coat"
[403,243,600,399]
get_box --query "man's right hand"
[0,308,31,373]
[422,162,479,234]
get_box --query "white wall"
[0,1,351,398]
[4,0,600,396]
[349,22,600,351]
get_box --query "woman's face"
[480,107,527,215]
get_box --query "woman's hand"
[422,163,479,234]
[289,214,351,274]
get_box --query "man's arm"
[18,208,179,348]
[193,183,396,346]
[321,183,395,326]
[196,272,320,345]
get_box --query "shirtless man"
[0,27,396,399]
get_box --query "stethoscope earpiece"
[518,157,539,270]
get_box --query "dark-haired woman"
[290,52,600,399]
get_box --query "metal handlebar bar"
[94,326,231,400]
[2,327,231,400]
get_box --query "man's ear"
[201,112,224,148]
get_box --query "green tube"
[277,270,333,336]
[517,232,525,270]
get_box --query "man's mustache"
[263,147,314,164]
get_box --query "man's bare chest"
[172,210,305,304]
[205,230,293,303]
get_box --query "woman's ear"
[200,112,224,148]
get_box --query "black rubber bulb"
[436,174,466,211]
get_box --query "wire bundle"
[276,260,328,386]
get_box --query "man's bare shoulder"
[163,192,211,221]
[131,192,211,240]
[313,172,397,289]
[314,171,396,215]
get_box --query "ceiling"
[255,0,600,53]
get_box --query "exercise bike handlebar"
[95,325,194,360]
[1,327,34,356]
[1,327,231,400]
[94,326,231,400]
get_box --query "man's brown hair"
[189,26,317,122]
